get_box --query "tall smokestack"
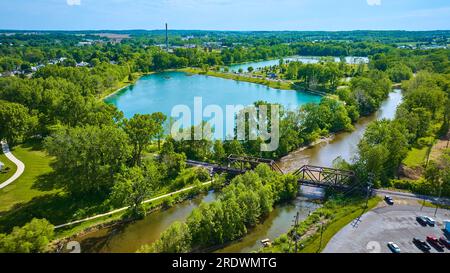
[165,23,169,52]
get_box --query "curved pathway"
[54,180,213,229]
[0,141,25,189]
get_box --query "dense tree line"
[350,70,450,193]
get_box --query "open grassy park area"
[0,142,56,213]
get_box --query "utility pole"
[366,173,374,209]
[289,211,301,253]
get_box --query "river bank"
[179,67,296,91]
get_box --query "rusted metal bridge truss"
[188,155,359,190]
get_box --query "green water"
[105,71,321,120]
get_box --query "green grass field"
[403,146,428,168]
[0,142,57,212]
[0,151,17,184]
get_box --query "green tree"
[124,114,157,166]
[0,100,33,146]
[151,112,167,151]
[160,139,187,178]
[111,163,159,216]
[44,125,131,195]
[0,219,54,253]
[213,140,226,163]
[142,222,191,253]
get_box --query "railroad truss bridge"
[187,154,362,192]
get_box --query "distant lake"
[228,55,369,72]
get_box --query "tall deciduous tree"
[0,100,33,146]
[111,162,159,216]
[124,114,155,166]
[44,125,131,195]
[0,219,54,253]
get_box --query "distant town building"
[76,61,90,67]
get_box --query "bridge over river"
[187,154,363,193]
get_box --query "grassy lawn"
[180,68,294,90]
[0,140,210,235]
[403,146,428,168]
[0,142,57,213]
[0,151,17,184]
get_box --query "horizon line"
[1,28,450,33]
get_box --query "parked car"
[439,237,450,249]
[413,238,431,252]
[416,216,428,226]
[387,242,401,253]
[384,195,394,205]
[427,236,444,250]
[423,216,435,226]
[444,220,450,234]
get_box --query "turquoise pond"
[105,71,322,120]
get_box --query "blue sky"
[0,0,449,30]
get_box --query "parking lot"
[323,200,450,253]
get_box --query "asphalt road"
[323,202,450,253]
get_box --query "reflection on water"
[216,187,322,253]
[75,191,218,253]
[278,89,403,173]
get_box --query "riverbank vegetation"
[346,70,450,197]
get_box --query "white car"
[423,216,435,226]
[387,242,401,253]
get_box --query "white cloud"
[67,0,81,6]
[367,0,381,6]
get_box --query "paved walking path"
[0,141,25,190]
[54,180,213,229]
